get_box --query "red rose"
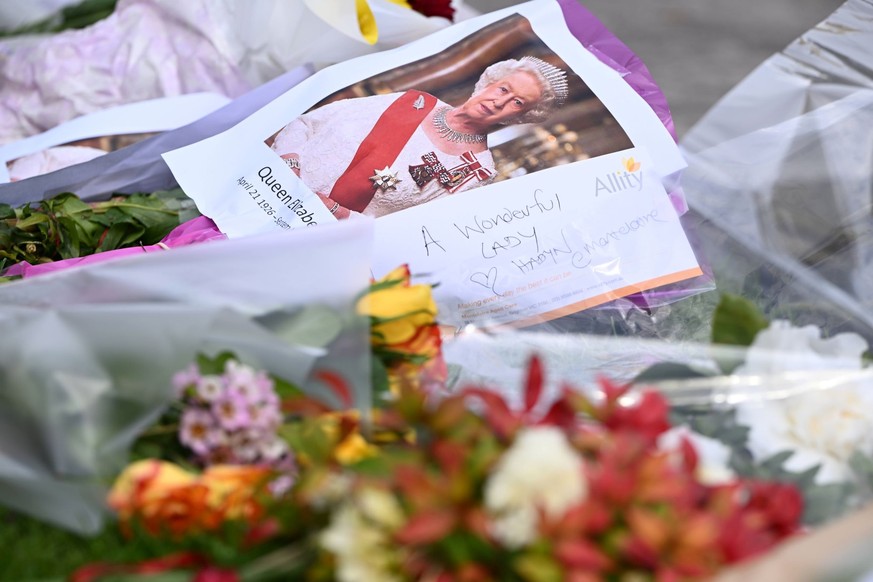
[409,0,455,20]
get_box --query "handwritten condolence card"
[163,0,701,328]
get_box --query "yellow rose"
[319,411,379,465]
[335,432,378,465]
[359,265,441,363]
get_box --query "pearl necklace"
[432,106,486,144]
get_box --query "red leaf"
[70,553,207,582]
[313,369,353,409]
[395,510,456,545]
[432,440,466,476]
[679,435,699,474]
[539,397,575,429]
[555,539,612,571]
[461,387,519,438]
[524,355,544,413]
[194,566,241,582]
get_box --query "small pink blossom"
[212,390,251,431]
[196,375,224,402]
[259,437,289,462]
[230,429,263,462]
[172,364,200,398]
[268,473,295,497]
[179,409,217,456]
[248,402,282,431]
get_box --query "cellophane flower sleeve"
[679,0,873,342]
[0,218,374,535]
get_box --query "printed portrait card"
[163,0,702,328]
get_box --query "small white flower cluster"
[172,359,296,488]
[484,426,587,548]
[735,321,873,483]
[321,487,405,582]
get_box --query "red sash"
[329,90,436,212]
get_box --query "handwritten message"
[373,149,701,327]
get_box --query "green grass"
[0,509,134,581]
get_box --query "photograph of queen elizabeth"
[266,14,632,220]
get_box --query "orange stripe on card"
[506,267,704,329]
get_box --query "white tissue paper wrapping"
[0,0,458,145]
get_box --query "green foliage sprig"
[0,0,117,37]
[0,188,197,274]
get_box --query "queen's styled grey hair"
[471,57,568,124]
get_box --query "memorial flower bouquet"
[58,274,808,582]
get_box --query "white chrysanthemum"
[735,320,868,375]
[738,388,873,483]
[735,321,873,483]
[484,426,586,548]
[321,496,402,582]
[658,425,735,486]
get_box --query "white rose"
[734,321,873,483]
[484,426,586,548]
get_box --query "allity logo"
[595,156,643,196]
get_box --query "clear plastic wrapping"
[0,219,374,534]
[681,0,873,342]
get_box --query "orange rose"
[202,465,271,522]
[108,460,270,537]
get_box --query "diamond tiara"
[520,56,569,105]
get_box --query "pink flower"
[172,364,201,398]
[196,375,225,402]
[224,360,265,403]
[229,429,263,462]
[259,437,289,462]
[248,402,282,432]
[212,390,251,431]
[268,474,295,497]
[179,409,218,456]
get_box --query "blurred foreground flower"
[485,425,587,547]
[108,460,271,538]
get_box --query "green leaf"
[712,293,769,347]
[438,532,495,568]
[13,213,51,230]
[272,375,304,400]
[56,216,82,258]
[759,450,796,472]
[196,351,238,375]
[849,451,873,488]
[632,362,716,384]
[117,225,147,248]
[371,356,391,406]
[514,553,563,582]
[97,223,128,251]
[802,482,854,525]
[262,305,344,348]
[279,419,334,464]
